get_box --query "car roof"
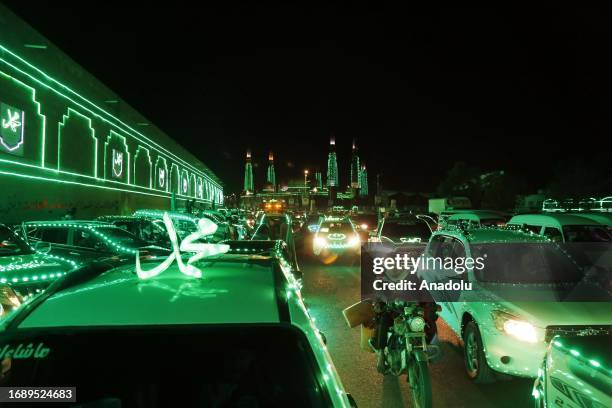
[448,211,505,221]
[435,227,548,243]
[18,259,282,328]
[508,213,601,227]
[569,212,612,226]
[23,220,113,227]
[133,209,198,221]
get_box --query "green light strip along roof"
[0,3,222,187]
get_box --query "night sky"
[3,2,611,193]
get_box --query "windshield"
[320,222,353,234]
[0,326,329,407]
[381,221,431,241]
[563,225,612,242]
[0,226,31,256]
[471,243,584,283]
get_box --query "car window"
[0,326,329,407]
[524,224,542,234]
[0,226,32,256]
[73,229,105,250]
[543,227,563,242]
[562,225,612,243]
[39,228,69,245]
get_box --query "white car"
[418,227,612,383]
[0,238,353,406]
[508,213,611,243]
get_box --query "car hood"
[0,253,73,279]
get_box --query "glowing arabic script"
[2,109,21,132]
[136,212,229,280]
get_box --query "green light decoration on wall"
[0,43,223,204]
[133,145,152,188]
[0,102,25,156]
[57,108,97,177]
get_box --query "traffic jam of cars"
[0,197,611,407]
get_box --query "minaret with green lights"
[243,149,254,193]
[266,151,276,192]
[359,163,368,196]
[350,139,360,189]
[326,135,338,188]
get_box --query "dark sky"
[3,2,611,193]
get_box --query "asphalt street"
[299,254,534,408]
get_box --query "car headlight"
[314,237,327,248]
[348,235,361,247]
[360,223,368,230]
[492,310,538,343]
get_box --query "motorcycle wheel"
[407,351,432,408]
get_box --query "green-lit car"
[312,217,361,257]
[0,224,74,299]
[533,335,612,408]
[0,240,353,407]
[418,227,612,383]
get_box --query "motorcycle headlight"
[408,316,426,332]
[492,310,538,343]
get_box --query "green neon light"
[133,145,153,188]
[0,169,213,202]
[170,163,180,194]
[154,155,169,192]
[0,45,221,188]
[103,130,130,183]
[57,108,97,177]
[181,169,189,195]
[0,70,46,166]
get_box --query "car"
[373,216,432,244]
[446,210,508,228]
[312,217,361,257]
[22,220,171,266]
[572,212,612,232]
[0,239,353,407]
[533,335,612,408]
[417,227,612,383]
[96,215,171,248]
[134,209,232,242]
[508,213,612,243]
[0,224,75,299]
[350,213,378,241]
[251,213,300,271]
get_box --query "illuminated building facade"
[359,164,368,196]
[315,171,323,189]
[266,151,276,192]
[326,136,338,187]
[0,4,223,222]
[244,149,254,193]
[350,139,360,189]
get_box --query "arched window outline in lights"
[180,168,189,196]
[0,51,223,197]
[0,70,45,165]
[133,145,152,188]
[169,163,180,195]
[196,176,203,199]
[103,130,130,183]
[154,156,169,192]
[57,107,97,177]
[189,173,196,198]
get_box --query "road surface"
[299,255,534,408]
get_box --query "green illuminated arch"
[57,108,97,177]
[196,176,203,199]
[133,145,152,188]
[189,173,196,197]
[180,169,189,196]
[104,130,130,184]
[154,156,168,192]
[169,163,180,195]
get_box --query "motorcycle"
[372,300,439,408]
